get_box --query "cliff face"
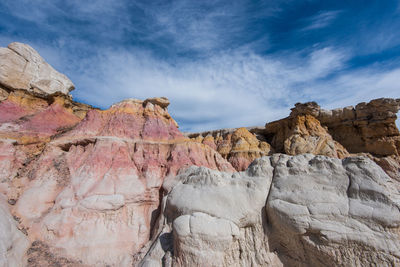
[0,42,399,267]
[264,100,400,181]
[288,99,400,157]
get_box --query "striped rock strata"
[0,43,234,266]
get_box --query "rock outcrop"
[305,99,400,157]
[0,42,399,267]
[265,113,349,158]
[6,98,234,266]
[140,154,400,266]
[0,42,236,266]
[266,154,400,266]
[187,127,272,171]
[0,43,74,96]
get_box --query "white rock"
[0,42,74,96]
[152,157,281,267]
[266,154,400,266]
[80,194,125,210]
[0,195,29,267]
[146,154,400,267]
[165,157,274,227]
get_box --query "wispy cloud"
[20,43,349,131]
[58,44,396,132]
[301,10,341,31]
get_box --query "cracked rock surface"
[0,43,74,96]
[142,154,400,267]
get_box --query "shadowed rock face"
[1,42,400,267]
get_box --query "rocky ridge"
[187,127,272,171]
[0,42,399,266]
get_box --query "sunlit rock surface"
[141,154,400,266]
[187,127,272,171]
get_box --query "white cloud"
[56,44,400,133]
[38,45,348,132]
[302,10,341,31]
[129,0,254,53]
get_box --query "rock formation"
[0,42,74,96]
[0,42,236,266]
[187,127,272,171]
[2,97,234,265]
[0,42,399,266]
[290,99,400,157]
[263,100,400,181]
[140,154,400,266]
[265,113,349,159]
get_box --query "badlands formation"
[0,42,399,267]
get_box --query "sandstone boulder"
[0,42,74,96]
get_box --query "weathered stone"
[0,42,74,96]
[11,97,234,266]
[0,86,9,101]
[141,157,281,267]
[188,127,272,171]
[266,154,400,266]
[0,194,30,267]
[317,98,400,156]
[265,114,349,158]
[1,41,400,267]
[373,155,400,183]
[144,97,170,109]
[290,101,320,117]
[143,154,400,267]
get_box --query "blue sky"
[1,0,400,131]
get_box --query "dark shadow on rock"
[160,232,173,252]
